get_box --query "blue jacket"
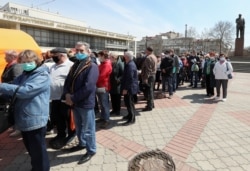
[0,65,50,131]
[121,60,138,95]
[63,59,99,109]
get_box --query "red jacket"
[96,59,112,91]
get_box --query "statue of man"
[236,14,245,38]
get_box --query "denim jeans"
[97,92,110,121]
[162,75,173,95]
[73,107,96,154]
[22,127,50,171]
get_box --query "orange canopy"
[0,28,41,75]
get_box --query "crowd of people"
[0,41,233,170]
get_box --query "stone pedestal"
[235,38,244,56]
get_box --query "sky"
[1,0,250,47]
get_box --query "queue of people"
[0,43,233,170]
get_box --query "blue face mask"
[75,53,88,60]
[22,61,37,71]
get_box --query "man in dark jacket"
[121,51,139,126]
[160,50,174,98]
[63,41,99,164]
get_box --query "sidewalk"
[1,72,250,171]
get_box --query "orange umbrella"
[0,28,41,75]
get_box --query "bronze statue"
[236,14,245,38]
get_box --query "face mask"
[220,57,225,61]
[75,53,88,60]
[52,56,60,63]
[22,61,37,71]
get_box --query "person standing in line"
[154,55,162,91]
[170,49,180,92]
[121,51,139,125]
[1,50,23,137]
[160,50,174,99]
[63,41,99,164]
[95,50,112,129]
[109,52,124,116]
[140,47,157,111]
[213,53,233,102]
[191,59,199,88]
[0,50,50,171]
[48,47,76,149]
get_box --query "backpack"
[193,64,199,72]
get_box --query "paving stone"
[220,157,239,167]
[197,161,215,171]
[209,159,227,169]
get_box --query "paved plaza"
[0,72,250,171]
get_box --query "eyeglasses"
[75,49,84,53]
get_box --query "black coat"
[160,57,173,77]
[1,63,23,83]
[110,60,124,94]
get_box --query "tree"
[187,26,199,38]
[209,21,234,54]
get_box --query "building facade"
[0,2,134,54]
[131,31,228,56]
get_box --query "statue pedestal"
[235,38,244,56]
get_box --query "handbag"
[226,62,233,79]
[0,103,9,133]
[8,86,20,125]
[0,86,19,133]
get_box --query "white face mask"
[220,57,225,61]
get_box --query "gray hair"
[5,50,18,59]
[75,41,90,51]
[124,51,134,60]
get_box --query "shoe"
[122,115,129,120]
[96,118,105,123]
[142,107,152,111]
[7,127,14,133]
[122,120,135,126]
[78,152,96,164]
[110,110,116,115]
[214,96,220,101]
[50,139,66,149]
[67,145,86,152]
[222,98,227,102]
[64,134,76,144]
[145,105,154,109]
[50,135,65,143]
[99,121,110,129]
[9,130,21,137]
[169,95,173,99]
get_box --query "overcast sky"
[1,0,250,47]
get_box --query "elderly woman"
[0,50,50,171]
[213,53,233,102]
[1,50,22,83]
[1,50,23,137]
[96,50,112,129]
[109,52,124,116]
